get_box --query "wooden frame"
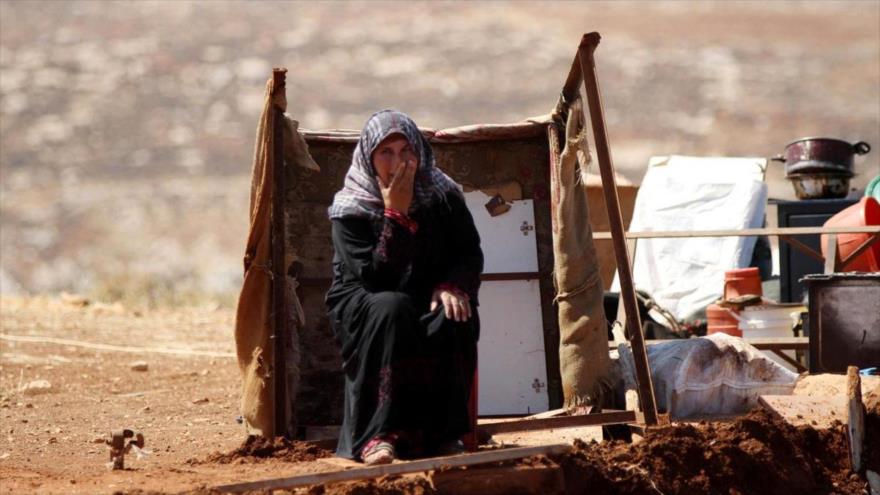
[560,32,660,425]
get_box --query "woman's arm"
[331,213,417,292]
[441,193,484,303]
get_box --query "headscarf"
[328,109,462,221]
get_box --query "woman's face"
[372,133,418,186]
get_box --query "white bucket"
[736,304,803,371]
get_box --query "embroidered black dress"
[325,191,483,459]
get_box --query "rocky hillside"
[1,1,878,301]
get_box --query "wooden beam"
[824,233,839,274]
[432,462,565,495]
[840,232,880,270]
[213,444,572,493]
[270,68,291,438]
[576,32,658,426]
[847,366,865,473]
[609,337,809,351]
[769,349,806,372]
[778,235,824,263]
[478,410,639,436]
[522,408,568,420]
[592,226,880,240]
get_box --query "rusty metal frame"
[560,32,659,425]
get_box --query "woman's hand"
[378,159,416,213]
[431,288,471,322]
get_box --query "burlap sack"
[550,98,614,410]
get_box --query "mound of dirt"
[305,475,435,495]
[196,436,333,464]
[553,408,866,495]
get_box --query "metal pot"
[772,137,870,176]
[788,172,851,200]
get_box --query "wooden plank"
[824,233,839,274]
[847,366,865,473]
[609,337,809,351]
[769,349,807,372]
[270,69,291,437]
[524,408,568,420]
[213,444,572,493]
[840,232,880,270]
[779,235,825,263]
[744,336,809,350]
[478,410,638,436]
[758,394,847,429]
[577,32,658,427]
[592,226,880,240]
[432,462,565,495]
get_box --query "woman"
[325,110,483,465]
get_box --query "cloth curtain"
[234,75,287,437]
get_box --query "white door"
[464,191,548,415]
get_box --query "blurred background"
[1,0,878,307]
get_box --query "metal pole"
[576,33,658,425]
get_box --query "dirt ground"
[1,296,876,494]
[0,296,344,494]
[0,296,602,494]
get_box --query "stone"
[20,380,52,396]
[130,361,149,372]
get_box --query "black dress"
[325,191,483,459]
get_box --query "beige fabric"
[234,76,287,437]
[550,98,614,410]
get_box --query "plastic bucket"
[723,267,762,299]
[737,305,803,371]
[707,303,742,337]
[821,196,880,272]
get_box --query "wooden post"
[847,366,865,473]
[824,233,839,274]
[576,33,658,425]
[271,68,290,437]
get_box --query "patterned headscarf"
[328,109,462,221]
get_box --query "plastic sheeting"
[614,155,768,321]
[618,333,798,419]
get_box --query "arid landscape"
[1,1,879,493]
[1,0,878,301]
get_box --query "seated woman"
[325,110,483,465]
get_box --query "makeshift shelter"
[235,33,656,437]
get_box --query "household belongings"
[772,137,870,200]
[821,196,880,272]
[613,155,768,321]
[802,272,880,373]
[617,333,798,419]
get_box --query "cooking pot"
[788,172,851,200]
[772,137,870,176]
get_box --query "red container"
[706,303,742,337]
[723,267,763,299]
[821,196,880,272]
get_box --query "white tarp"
[613,155,768,321]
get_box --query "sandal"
[361,434,397,465]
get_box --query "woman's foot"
[361,434,397,465]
